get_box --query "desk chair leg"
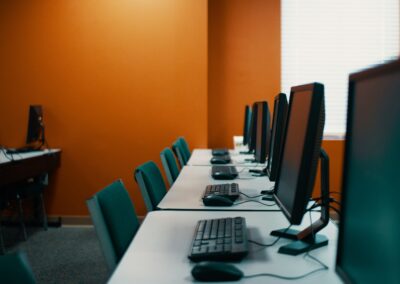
[0,214,5,255]
[39,193,48,231]
[17,196,28,241]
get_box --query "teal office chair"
[134,161,167,212]
[172,138,191,167]
[178,136,191,161]
[0,252,36,283]
[160,148,180,186]
[172,140,185,168]
[87,180,140,272]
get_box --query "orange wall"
[0,1,345,217]
[207,0,345,196]
[208,0,281,148]
[0,1,208,216]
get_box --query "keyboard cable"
[243,210,329,281]
[233,199,276,207]
[239,192,264,199]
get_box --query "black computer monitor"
[248,103,258,153]
[265,93,288,181]
[336,60,400,284]
[242,105,252,146]
[271,83,326,255]
[26,105,45,145]
[254,101,271,164]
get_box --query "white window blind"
[282,0,399,136]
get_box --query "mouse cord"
[243,267,327,281]
[303,210,329,269]
[239,192,264,199]
[236,176,258,180]
[237,167,249,173]
[233,199,276,207]
[248,225,292,247]
[237,163,260,174]
[244,212,328,281]
[0,146,15,161]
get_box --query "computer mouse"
[210,157,229,164]
[203,195,234,206]
[191,261,244,282]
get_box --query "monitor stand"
[249,167,267,176]
[239,149,254,155]
[270,149,330,255]
[244,158,257,163]
[260,181,274,201]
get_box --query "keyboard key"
[224,238,232,244]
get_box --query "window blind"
[281,0,399,136]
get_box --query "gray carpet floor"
[4,225,109,283]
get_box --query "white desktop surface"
[0,149,61,164]
[187,149,268,167]
[158,166,277,211]
[109,211,341,284]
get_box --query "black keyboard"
[212,148,229,156]
[211,166,238,180]
[203,183,239,201]
[188,217,249,262]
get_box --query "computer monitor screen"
[254,101,271,164]
[266,93,288,181]
[248,103,258,152]
[336,60,400,284]
[273,83,325,225]
[26,105,44,144]
[242,106,251,146]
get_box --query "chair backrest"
[0,252,36,283]
[178,136,191,161]
[160,148,180,186]
[134,161,167,212]
[172,139,187,167]
[86,180,140,272]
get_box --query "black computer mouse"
[202,195,234,206]
[210,157,229,164]
[191,261,244,282]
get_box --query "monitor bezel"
[267,93,288,181]
[273,83,325,225]
[26,105,44,144]
[248,103,258,152]
[254,101,270,164]
[243,105,251,146]
[335,59,400,283]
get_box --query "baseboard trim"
[58,216,92,226]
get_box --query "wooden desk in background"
[0,150,61,188]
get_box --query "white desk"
[187,149,267,167]
[109,211,341,284]
[0,149,60,164]
[158,166,278,211]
